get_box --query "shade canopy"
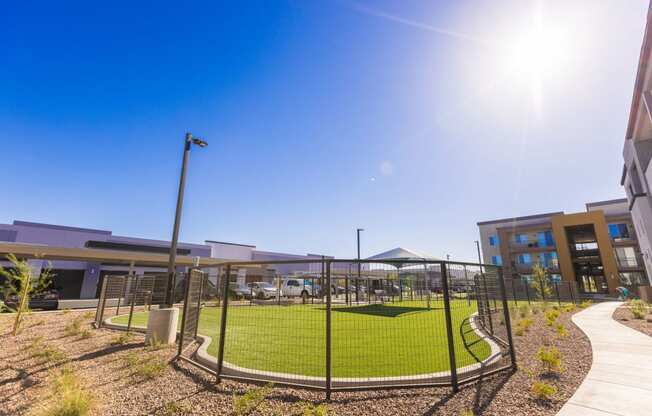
[365,247,440,268]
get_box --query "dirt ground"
[612,304,652,337]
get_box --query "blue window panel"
[545,231,554,246]
[518,253,532,264]
[608,224,620,238]
[491,255,502,266]
[609,224,631,239]
[489,235,499,246]
[538,231,554,246]
[516,234,528,244]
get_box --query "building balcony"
[509,241,556,252]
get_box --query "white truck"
[280,278,319,302]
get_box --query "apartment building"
[622,3,652,282]
[477,199,649,296]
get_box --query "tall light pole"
[165,132,208,307]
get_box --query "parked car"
[229,282,252,300]
[248,282,282,300]
[4,290,60,311]
[279,279,314,302]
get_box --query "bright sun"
[507,28,566,82]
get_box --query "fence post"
[511,278,518,307]
[325,260,332,401]
[216,265,231,384]
[95,276,109,328]
[539,277,546,302]
[441,262,459,392]
[554,282,561,306]
[525,278,531,305]
[482,273,494,335]
[127,275,140,333]
[497,268,517,370]
[569,281,576,305]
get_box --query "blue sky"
[1,0,649,261]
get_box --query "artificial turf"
[113,299,491,378]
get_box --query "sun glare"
[507,28,566,82]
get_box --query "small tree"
[531,262,552,300]
[0,254,54,335]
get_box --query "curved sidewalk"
[557,301,652,416]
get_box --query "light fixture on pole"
[165,132,208,307]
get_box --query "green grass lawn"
[114,300,491,378]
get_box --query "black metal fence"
[94,273,185,330]
[174,259,517,398]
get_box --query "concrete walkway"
[557,301,652,416]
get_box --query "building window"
[538,251,558,268]
[491,255,502,266]
[518,253,532,265]
[537,230,554,247]
[619,272,646,286]
[515,234,528,244]
[608,223,631,240]
[489,235,499,246]
[614,246,638,268]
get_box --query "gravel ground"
[0,305,591,416]
[612,305,652,337]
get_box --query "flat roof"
[585,198,628,209]
[204,240,256,248]
[12,220,112,235]
[477,211,564,226]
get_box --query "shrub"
[579,300,592,309]
[458,409,475,416]
[514,317,533,336]
[123,352,141,367]
[82,311,94,320]
[536,346,563,374]
[79,329,93,339]
[28,336,44,350]
[233,384,273,416]
[630,299,648,320]
[544,309,560,326]
[300,402,334,416]
[555,323,567,338]
[518,305,530,318]
[531,381,557,401]
[110,332,134,346]
[531,263,553,300]
[0,254,55,335]
[61,308,72,315]
[162,401,187,415]
[64,318,84,337]
[135,358,167,380]
[31,344,67,364]
[562,304,576,313]
[146,334,170,351]
[34,367,93,416]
